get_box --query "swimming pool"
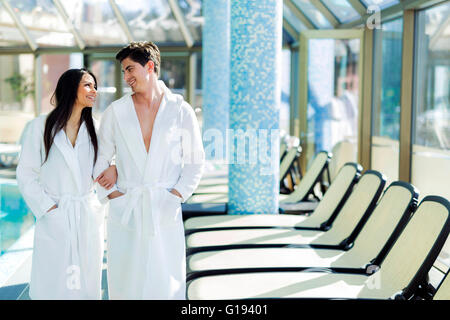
[0,181,35,256]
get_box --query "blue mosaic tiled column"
[201,0,230,160]
[228,0,282,215]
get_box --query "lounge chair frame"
[185,196,450,300]
[186,181,417,282]
[184,162,362,236]
[185,170,386,257]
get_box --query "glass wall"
[7,0,75,47]
[39,54,83,115]
[115,0,185,43]
[59,0,128,46]
[292,0,333,29]
[90,59,117,116]
[306,38,360,178]
[0,2,28,48]
[0,54,34,144]
[321,0,360,24]
[281,49,291,136]
[159,57,187,97]
[284,3,307,33]
[371,18,403,185]
[412,2,450,201]
[177,0,203,42]
[119,56,188,105]
[195,52,202,112]
[361,0,399,10]
[412,1,450,268]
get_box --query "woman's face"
[75,73,97,108]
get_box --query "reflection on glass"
[120,57,187,100]
[0,54,35,145]
[195,53,202,111]
[115,0,184,43]
[39,54,83,115]
[281,49,291,136]
[177,0,202,42]
[412,1,450,202]
[360,0,399,10]
[284,4,307,33]
[371,18,403,184]
[306,38,360,176]
[90,59,117,115]
[412,1,450,268]
[0,3,28,46]
[160,58,186,97]
[6,0,75,47]
[59,0,128,45]
[0,55,34,112]
[292,0,333,29]
[321,0,360,23]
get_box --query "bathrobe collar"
[113,81,182,179]
[53,121,88,193]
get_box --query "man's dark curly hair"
[116,41,161,77]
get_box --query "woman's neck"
[67,104,83,129]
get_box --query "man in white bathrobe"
[94,41,205,299]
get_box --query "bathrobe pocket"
[160,189,182,226]
[108,193,127,223]
[36,207,67,240]
[44,207,62,219]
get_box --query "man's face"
[121,57,154,93]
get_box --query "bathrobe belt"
[119,181,176,238]
[47,192,92,288]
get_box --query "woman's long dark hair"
[43,68,98,164]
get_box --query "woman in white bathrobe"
[16,69,116,300]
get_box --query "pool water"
[0,182,35,255]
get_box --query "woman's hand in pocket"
[108,190,124,200]
[47,204,58,213]
[169,188,183,200]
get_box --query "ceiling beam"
[340,0,447,28]
[1,0,37,51]
[429,14,450,49]
[108,0,134,43]
[310,0,339,27]
[347,0,368,16]
[284,0,316,29]
[167,0,194,48]
[341,1,401,28]
[283,18,300,40]
[52,0,86,50]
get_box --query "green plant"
[4,72,34,103]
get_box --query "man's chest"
[134,102,162,153]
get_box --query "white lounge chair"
[185,162,361,233]
[186,181,418,277]
[186,196,450,299]
[186,170,386,255]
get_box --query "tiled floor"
[0,240,109,300]
[2,252,109,300]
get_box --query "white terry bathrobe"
[94,81,205,299]
[16,115,104,300]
